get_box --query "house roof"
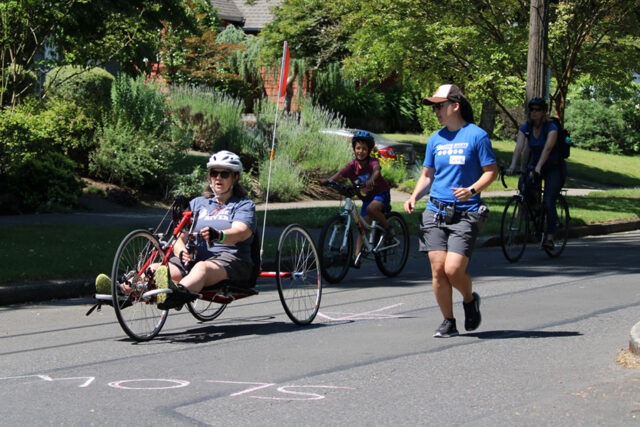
[211,0,282,31]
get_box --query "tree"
[1,0,194,106]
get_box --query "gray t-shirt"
[189,195,256,264]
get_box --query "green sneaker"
[155,265,195,310]
[95,273,111,294]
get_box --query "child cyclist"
[321,130,392,268]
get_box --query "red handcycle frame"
[91,199,322,342]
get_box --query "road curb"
[630,322,640,356]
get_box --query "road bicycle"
[499,168,570,263]
[89,197,322,341]
[318,181,409,284]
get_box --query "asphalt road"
[2,230,640,426]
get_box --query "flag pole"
[260,41,289,259]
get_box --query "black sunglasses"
[209,170,232,179]
[432,101,451,112]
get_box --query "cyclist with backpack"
[506,97,568,250]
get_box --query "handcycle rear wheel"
[542,194,570,258]
[374,212,410,277]
[500,196,528,263]
[187,299,227,322]
[111,230,168,342]
[276,224,322,325]
[318,214,353,284]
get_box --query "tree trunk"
[526,0,548,105]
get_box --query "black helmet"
[528,97,548,110]
[352,130,375,151]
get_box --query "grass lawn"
[1,134,639,284]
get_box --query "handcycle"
[88,197,322,341]
[499,167,570,263]
[318,180,409,284]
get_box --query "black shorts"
[169,252,254,287]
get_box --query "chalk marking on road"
[108,379,190,390]
[317,303,405,321]
[207,380,274,396]
[207,380,354,400]
[0,374,95,388]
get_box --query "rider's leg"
[542,163,567,240]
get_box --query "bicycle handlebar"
[320,180,364,198]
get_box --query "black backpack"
[524,117,571,159]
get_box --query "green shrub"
[564,99,639,155]
[4,152,82,213]
[90,75,190,194]
[254,98,350,170]
[168,85,249,153]
[45,66,114,121]
[1,64,38,106]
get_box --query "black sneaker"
[463,292,482,331]
[433,318,459,338]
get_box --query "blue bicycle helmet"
[352,130,375,151]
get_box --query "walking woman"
[404,84,498,338]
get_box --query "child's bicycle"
[499,167,570,263]
[318,180,409,283]
[88,197,322,342]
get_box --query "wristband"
[219,231,226,243]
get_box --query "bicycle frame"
[332,195,399,256]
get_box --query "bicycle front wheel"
[543,194,570,258]
[375,212,410,277]
[500,196,528,263]
[276,224,322,326]
[318,214,353,284]
[111,230,168,342]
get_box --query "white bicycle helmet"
[206,150,243,172]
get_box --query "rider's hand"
[201,226,222,243]
[179,250,193,264]
[404,198,415,214]
[506,166,515,176]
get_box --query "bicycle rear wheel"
[318,214,353,284]
[111,230,168,341]
[500,196,528,263]
[375,212,409,277]
[543,194,570,258]
[276,224,322,325]
[187,299,227,322]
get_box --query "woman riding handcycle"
[91,150,322,341]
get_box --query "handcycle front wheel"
[374,212,410,277]
[276,224,322,325]
[318,214,353,284]
[542,194,570,258]
[111,230,168,342]
[500,196,528,263]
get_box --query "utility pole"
[525,0,548,107]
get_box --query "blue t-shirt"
[423,123,496,212]
[189,195,256,264]
[519,120,559,166]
